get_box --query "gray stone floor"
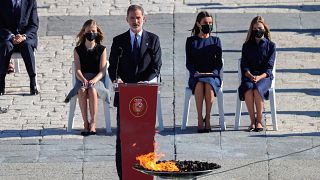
[0,1,320,180]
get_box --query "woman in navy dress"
[238,16,276,132]
[185,11,222,133]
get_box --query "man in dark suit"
[108,4,162,179]
[0,0,39,95]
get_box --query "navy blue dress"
[185,35,222,95]
[238,38,276,101]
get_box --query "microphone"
[114,46,122,91]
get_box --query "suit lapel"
[124,30,132,52]
[139,30,149,62]
[18,0,29,24]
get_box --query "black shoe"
[30,86,39,95]
[81,131,90,136]
[0,87,4,96]
[197,129,206,133]
[255,127,264,132]
[247,126,255,132]
[89,131,97,135]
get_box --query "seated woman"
[185,11,223,133]
[65,19,109,136]
[238,16,276,132]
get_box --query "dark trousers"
[116,107,122,180]
[0,39,37,88]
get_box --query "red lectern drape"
[119,83,158,180]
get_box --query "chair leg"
[157,90,164,131]
[181,88,192,130]
[217,89,226,131]
[14,58,21,73]
[67,96,77,132]
[103,101,112,134]
[269,88,278,131]
[234,90,242,130]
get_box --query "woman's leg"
[78,88,89,131]
[253,89,264,129]
[244,89,256,128]
[88,87,98,133]
[194,82,205,129]
[204,83,215,129]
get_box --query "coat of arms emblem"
[129,96,148,117]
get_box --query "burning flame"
[136,152,179,172]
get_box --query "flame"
[136,152,179,172]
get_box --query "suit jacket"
[108,30,162,83]
[108,30,162,107]
[0,0,39,47]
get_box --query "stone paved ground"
[0,1,319,179]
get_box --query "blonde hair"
[245,16,271,43]
[76,19,104,46]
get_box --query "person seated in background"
[64,19,109,136]
[238,16,276,132]
[185,11,223,133]
[0,0,40,95]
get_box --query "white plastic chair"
[181,59,226,131]
[11,51,38,89]
[67,61,112,134]
[156,84,164,131]
[234,59,278,131]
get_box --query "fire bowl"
[133,160,221,179]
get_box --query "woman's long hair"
[245,16,271,43]
[76,19,104,46]
[191,11,213,36]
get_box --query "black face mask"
[253,29,265,38]
[85,32,98,42]
[201,24,213,34]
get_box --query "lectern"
[119,83,158,180]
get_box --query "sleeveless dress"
[65,44,110,103]
[185,35,223,96]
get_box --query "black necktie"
[132,34,140,63]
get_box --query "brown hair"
[191,11,213,36]
[76,19,104,46]
[127,5,144,17]
[245,16,271,43]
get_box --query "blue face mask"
[85,32,98,41]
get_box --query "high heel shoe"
[89,122,96,135]
[247,126,255,132]
[81,121,90,136]
[255,119,264,132]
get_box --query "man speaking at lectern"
[108,4,162,179]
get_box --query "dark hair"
[127,5,144,16]
[191,11,213,36]
[76,19,104,46]
[245,16,271,43]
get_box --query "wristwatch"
[22,34,27,39]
